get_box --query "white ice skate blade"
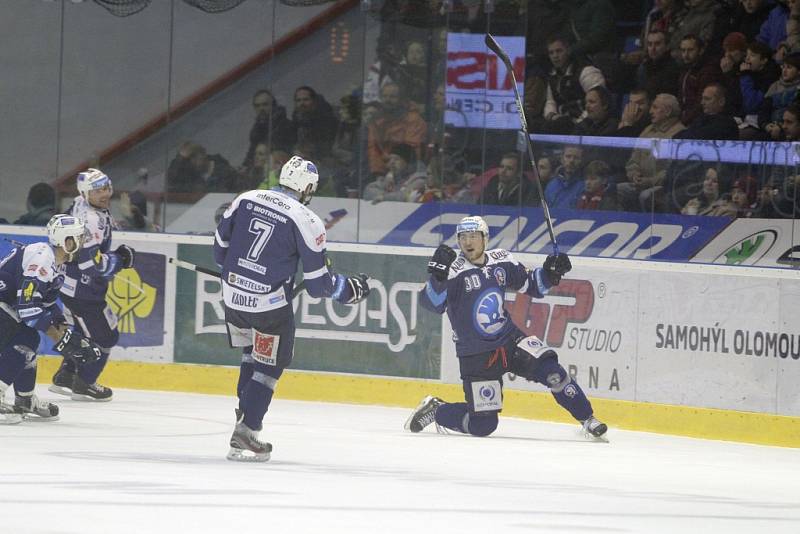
[226,447,270,463]
[0,413,23,425]
[70,393,113,402]
[48,385,73,397]
[580,429,609,443]
[21,413,59,422]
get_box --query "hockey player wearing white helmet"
[214,156,371,461]
[0,215,103,424]
[50,168,135,402]
[407,215,608,440]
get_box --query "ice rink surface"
[2,387,798,534]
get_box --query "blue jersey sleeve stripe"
[425,281,447,307]
[214,229,230,248]
[304,264,329,279]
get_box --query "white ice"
[2,387,799,534]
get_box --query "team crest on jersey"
[94,250,102,265]
[473,290,506,336]
[22,281,35,302]
[493,267,506,286]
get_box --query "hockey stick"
[484,34,559,255]
[168,257,308,298]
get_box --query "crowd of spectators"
[157,1,800,222]
[10,1,800,233]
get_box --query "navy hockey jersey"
[0,242,65,331]
[213,189,347,313]
[61,196,123,302]
[419,248,552,357]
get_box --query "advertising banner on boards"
[174,243,442,379]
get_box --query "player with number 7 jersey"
[213,155,371,462]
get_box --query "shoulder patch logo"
[493,267,506,286]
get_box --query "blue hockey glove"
[542,253,571,286]
[115,244,135,269]
[427,244,456,282]
[55,329,102,365]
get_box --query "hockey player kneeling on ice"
[405,216,607,440]
[214,156,371,461]
[0,215,103,424]
[50,168,133,402]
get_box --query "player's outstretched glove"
[54,328,102,365]
[427,244,457,282]
[542,253,572,286]
[344,274,370,304]
[115,244,135,269]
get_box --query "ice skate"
[227,411,271,462]
[581,415,608,442]
[404,395,444,433]
[48,367,75,397]
[70,375,113,402]
[0,401,23,425]
[14,394,59,421]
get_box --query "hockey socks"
[434,402,469,433]
[76,348,110,384]
[551,378,593,422]
[240,370,279,431]
[236,349,255,409]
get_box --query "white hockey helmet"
[279,156,319,204]
[456,216,489,244]
[76,168,113,199]
[46,214,86,259]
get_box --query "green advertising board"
[174,244,441,379]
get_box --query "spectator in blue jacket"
[545,146,585,209]
[757,0,790,51]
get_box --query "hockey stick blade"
[484,34,509,66]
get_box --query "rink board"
[2,225,800,447]
[32,356,800,448]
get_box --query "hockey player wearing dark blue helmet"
[406,216,607,440]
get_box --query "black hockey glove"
[344,274,370,304]
[115,244,135,269]
[427,244,457,282]
[55,329,102,365]
[542,253,572,286]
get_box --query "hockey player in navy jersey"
[214,155,371,461]
[0,215,103,424]
[406,215,608,440]
[49,169,135,402]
